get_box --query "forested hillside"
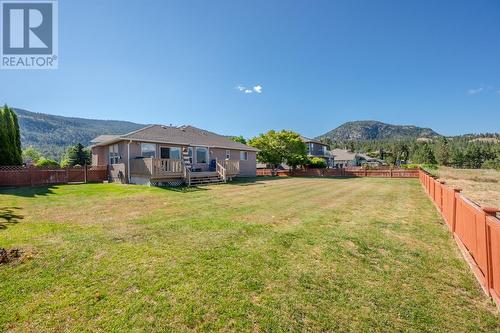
[316,120,440,141]
[327,134,500,169]
[15,108,145,159]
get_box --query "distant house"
[90,125,258,186]
[301,137,333,167]
[331,149,358,168]
[331,149,384,168]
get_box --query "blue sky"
[1,0,499,137]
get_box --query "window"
[141,143,156,158]
[160,147,181,159]
[196,147,208,164]
[240,151,248,161]
[225,150,231,160]
[187,147,193,164]
[109,144,119,165]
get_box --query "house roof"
[300,136,327,146]
[91,125,259,152]
[90,135,120,144]
[331,149,357,161]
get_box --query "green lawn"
[0,178,498,332]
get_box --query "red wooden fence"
[0,166,108,187]
[419,169,500,307]
[257,168,419,178]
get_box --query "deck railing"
[223,160,240,175]
[130,158,184,178]
[216,161,227,182]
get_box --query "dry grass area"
[0,178,499,332]
[436,167,500,208]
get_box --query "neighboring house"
[331,149,385,168]
[331,149,358,168]
[357,153,385,168]
[90,125,258,186]
[256,136,333,170]
[301,136,333,167]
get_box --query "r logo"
[1,1,58,69]
[2,2,52,54]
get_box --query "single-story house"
[331,149,358,168]
[90,125,258,186]
[331,149,385,168]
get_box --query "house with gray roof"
[331,149,385,168]
[301,136,333,167]
[90,125,258,186]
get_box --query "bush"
[401,164,420,169]
[421,163,438,171]
[482,159,500,170]
[35,158,60,168]
[307,157,327,169]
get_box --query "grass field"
[436,167,499,208]
[0,178,498,332]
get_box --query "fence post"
[482,207,499,296]
[390,168,393,178]
[451,188,461,233]
[84,164,88,183]
[439,180,446,212]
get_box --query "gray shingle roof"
[300,136,327,146]
[331,149,357,161]
[92,125,259,152]
[90,135,120,144]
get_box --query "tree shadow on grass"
[0,186,56,198]
[0,207,23,230]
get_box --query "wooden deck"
[129,158,240,186]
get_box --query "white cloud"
[467,87,484,95]
[235,84,263,94]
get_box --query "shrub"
[482,159,500,170]
[35,158,60,168]
[401,164,420,169]
[307,157,327,169]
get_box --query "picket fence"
[419,169,500,307]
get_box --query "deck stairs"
[188,172,225,185]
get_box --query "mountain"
[14,108,146,159]
[316,121,441,142]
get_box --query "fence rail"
[0,165,108,187]
[256,168,419,178]
[418,169,500,308]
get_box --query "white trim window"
[225,150,231,160]
[109,144,119,165]
[195,147,208,164]
[240,151,248,161]
[141,143,156,158]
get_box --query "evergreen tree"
[61,143,91,167]
[434,137,450,166]
[412,143,437,164]
[0,105,22,166]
